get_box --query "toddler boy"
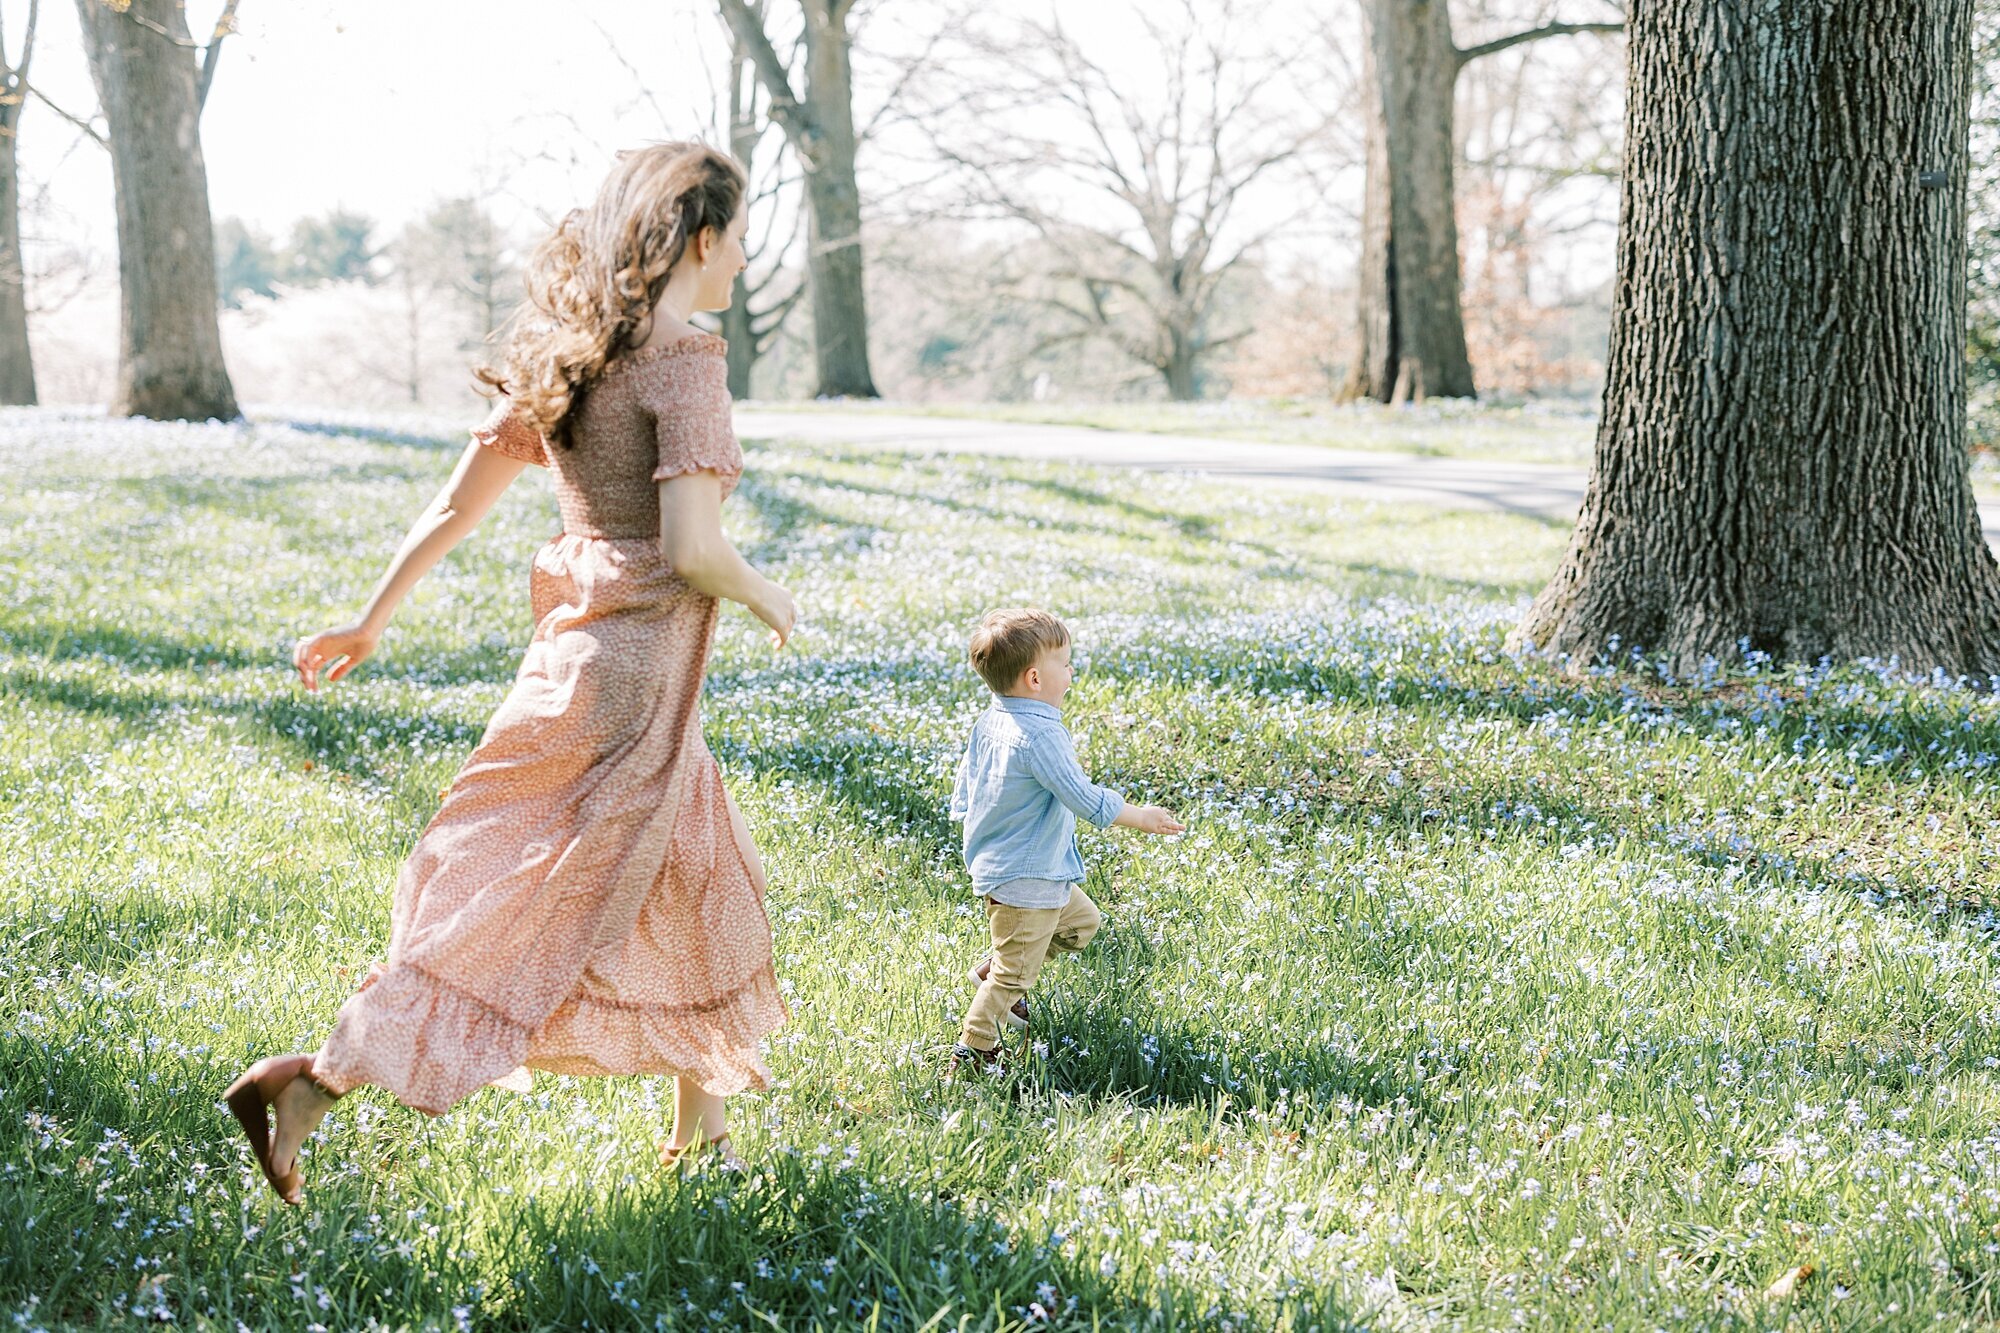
[947,608,1184,1073]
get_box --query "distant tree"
[923,0,1322,402]
[715,2,804,399]
[0,0,38,404]
[398,197,514,346]
[717,0,880,398]
[285,208,378,286]
[1515,0,2000,677]
[1345,0,1622,403]
[214,216,279,308]
[1968,0,2000,447]
[75,0,239,420]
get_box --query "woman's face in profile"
[696,202,750,312]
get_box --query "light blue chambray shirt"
[949,696,1125,902]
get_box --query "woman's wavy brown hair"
[478,142,745,448]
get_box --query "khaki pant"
[959,886,1102,1051]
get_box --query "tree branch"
[196,0,240,113]
[24,79,103,146]
[716,0,819,156]
[1455,21,1623,68]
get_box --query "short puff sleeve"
[647,337,742,493]
[470,398,549,467]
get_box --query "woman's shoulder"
[602,331,728,387]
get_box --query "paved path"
[735,408,2000,541]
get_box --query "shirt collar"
[992,695,1062,720]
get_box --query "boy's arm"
[1024,728,1126,829]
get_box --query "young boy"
[947,608,1185,1073]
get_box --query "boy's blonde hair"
[969,608,1070,693]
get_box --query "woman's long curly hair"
[478,142,745,448]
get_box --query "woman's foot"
[657,1131,740,1172]
[224,1054,337,1206]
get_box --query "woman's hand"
[294,623,380,692]
[753,581,798,650]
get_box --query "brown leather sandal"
[224,1053,331,1205]
[657,1131,739,1171]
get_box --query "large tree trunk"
[721,271,758,399]
[1514,0,2000,678]
[1345,0,1474,403]
[0,109,34,405]
[799,2,877,399]
[76,0,237,421]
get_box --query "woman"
[226,143,795,1205]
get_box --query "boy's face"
[1016,642,1074,707]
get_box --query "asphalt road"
[734,408,2000,541]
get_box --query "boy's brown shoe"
[968,958,1031,1030]
[947,1043,1003,1077]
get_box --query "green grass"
[5,408,2000,1329]
[746,398,1603,465]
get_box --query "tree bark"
[1514,0,2000,679]
[76,0,237,421]
[0,0,36,405]
[797,0,876,398]
[1346,0,1474,402]
[0,94,34,405]
[719,0,878,399]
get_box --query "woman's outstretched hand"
[754,582,798,650]
[294,623,380,692]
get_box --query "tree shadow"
[0,663,486,782]
[731,471,884,567]
[0,622,275,672]
[489,1154,1149,1329]
[1087,637,2000,792]
[1029,985,1417,1119]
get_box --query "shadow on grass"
[732,471,884,567]
[0,663,486,783]
[1032,986,1414,1118]
[0,621,276,672]
[732,734,960,868]
[493,1154,1128,1329]
[1087,637,2000,794]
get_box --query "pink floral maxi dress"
[312,334,787,1113]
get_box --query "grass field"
[746,397,1604,466]
[5,406,2000,1330]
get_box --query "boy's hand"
[1116,803,1187,836]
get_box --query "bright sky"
[18,0,749,242]
[11,1,1616,320]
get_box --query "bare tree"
[75,0,240,420]
[1345,0,1621,403]
[718,0,878,398]
[922,0,1324,401]
[1453,4,1623,395]
[0,0,37,403]
[1515,0,2000,677]
[717,9,806,400]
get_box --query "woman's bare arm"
[294,441,529,690]
[658,471,796,648]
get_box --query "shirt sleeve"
[1024,726,1125,829]
[948,746,972,823]
[470,398,549,467]
[648,343,743,485]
